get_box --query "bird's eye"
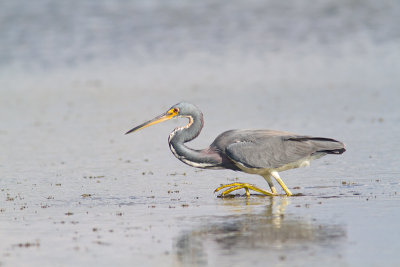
[173,108,179,113]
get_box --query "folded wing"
[219,130,345,169]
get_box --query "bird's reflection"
[173,197,345,266]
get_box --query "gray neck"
[168,112,221,169]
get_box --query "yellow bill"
[125,108,179,135]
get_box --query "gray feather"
[210,130,345,169]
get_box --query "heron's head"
[125,102,199,135]
[168,102,200,117]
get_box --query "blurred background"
[1,0,400,266]
[1,0,400,70]
[2,0,399,82]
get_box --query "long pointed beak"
[125,112,175,135]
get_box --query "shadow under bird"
[125,102,346,197]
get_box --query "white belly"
[234,153,327,175]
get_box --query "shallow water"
[1,1,400,266]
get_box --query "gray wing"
[211,130,345,169]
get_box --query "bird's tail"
[288,137,346,154]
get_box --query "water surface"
[1,1,400,266]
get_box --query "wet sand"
[1,1,400,266]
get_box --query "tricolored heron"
[126,102,345,197]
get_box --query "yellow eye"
[168,108,179,115]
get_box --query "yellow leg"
[271,171,292,196]
[245,187,250,197]
[263,175,278,194]
[214,182,276,197]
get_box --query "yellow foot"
[214,182,276,197]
